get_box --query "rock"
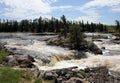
[38,70,46,78]
[55,77,63,83]
[14,55,34,68]
[60,69,68,76]
[44,72,53,80]
[84,68,90,73]
[41,58,50,63]
[44,71,58,80]
[87,42,102,54]
[5,55,35,68]
[7,55,18,66]
[14,55,34,63]
[101,47,105,50]
[62,77,90,83]
[114,37,120,40]
[75,73,84,79]
[27,68,40,77]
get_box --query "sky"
[0,0,120,25]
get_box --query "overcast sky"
[0,0,120,24]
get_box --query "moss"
[79,70,90,78]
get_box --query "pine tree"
[115,20,120,33]
[61,15,68,37]
[68,25,84,50]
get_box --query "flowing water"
[34,34,120,72]
[0,33,120,72]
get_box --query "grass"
[0,50,9,64]
[0,67,43,83]
[0,67,24,83]
[107,26,116,33]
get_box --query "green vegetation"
[0,67,43,83]
[0,50,9,64]
[68,26,84,50]
[107,26,116,33]
[0,67,24,83]
[79,70,89,78]
[34,79,42,83]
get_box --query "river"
[0,33,120,72]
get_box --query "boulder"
[75,73,84,79]
[55,77,63,83]
[62,77,90,83]
[5,55,35,68]
[38,70,46,79]
[7,55,18,66]
[44,72,53,80]
[27,68,40,77]
[14,55,34,68]
[14,55,34,64]
[87,42,102,54]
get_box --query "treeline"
[0,15,110,33]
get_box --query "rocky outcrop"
[4,55,35,68]
[39,66,90,83]
[87,42,102,54]
[37,66,120,83]
[62,77,89,83]
[47,35,66,47]
[47,35,102,55]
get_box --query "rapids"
[34,34,120,72]
[0,33,120,72]
[0,33,74,61]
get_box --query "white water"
[34,41,120,72]
[5,40,74,59]
[35,52,120,72]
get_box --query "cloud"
[83,0,120,12]
[111,6,120,12]
[0,0,57,19]
[76,5,100,23]
[75,0,120,23]
[52,5,73,11]
[74,16,100,23]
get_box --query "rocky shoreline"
[0,42,120,83]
